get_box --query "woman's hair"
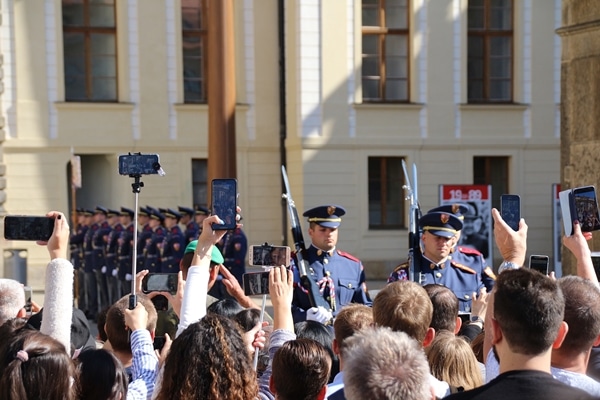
[155,313,259,400]
[0,326,75,400]
[425,331,483,390]
[207,298,244,319]
[233,308,261,332]
[75,349,128,400]
[469,331,485,363]
[294,320,337,382]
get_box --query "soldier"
[218,224,248,287]
[178,206,199,243]
[143,208,165,273]
[117,207,135,295]
[104,209,123,305]
[82,209,97,320]
[160,209,185,273]
[291,205,371,323]
[136,206,153,272]
[194,206,210,235]
[388,211,489,313]
[70,208,88,314]
[92,206,111,311]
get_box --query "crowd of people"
[0,199,600,399]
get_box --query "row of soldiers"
[70,205,209,320]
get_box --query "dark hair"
[294,320,337,382]
[96,307,110,342]
[271,339,331,400]
[207,298,244,319]
[233,308,261,332]
[155,313,258,400]
[75,349,128,400]
[0,327,75,400]
[424,284,459,333]
[105,294,157,353]
[494,268,564,355]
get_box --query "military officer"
[104,209,123,305]
[215,225,248,296]
[388,211,488,312]
[160,209,185,272]
[178,206,199,243]
[194,206,210,235]
[291,205,371,323]
[82,209,98,319]
[136,206,153,271]
[143,208,165,273]
[70,208,88,314]
[92,206,111,310]
[117,207,135,295]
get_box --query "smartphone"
[211,178,238,230]
[141,273,178,295]
[529,255,549,275]
[458,312,471,324]
[572,185,600,232]
[118,153,161,176]
[153,335,167,351]
[559,189,575,236]
[4,216,54,241]
[243,271,270,296]
[23,286,32,316]
[500,194,521,231]
[249,244,291,267]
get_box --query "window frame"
[181,0,208,104]
[368,156,406,230]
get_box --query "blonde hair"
[425,331,483,390]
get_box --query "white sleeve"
[175,265,209,338]
[40,258,74,352]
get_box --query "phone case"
[211,178,238,230]
[559,189,574,237]
[572,185,600,233]
[500,194,521,231]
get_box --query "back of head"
[207,298,244,319]
[75,349,128,400]
[0,326,75,400]
[271,338,332,400]
[0,279,25,326]
[373,281,433,343]
[494,268,564,355]
[156,313,258,400]
[425,331,483,390]
[424,284,459,333]
[233,308,262,332]
[105,295,157,354]
[557,275,600,355]
[342,327,432,400]
[294,320,337,380]
[333,304,374,350]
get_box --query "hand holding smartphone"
[529,255,549,275]
[500,194,521,231]
[211,178,238,230]
[243,271,270,296]
[4,216,55,241]
[141,273,178,295]
[560,185,600,236]
[249,244,291,267]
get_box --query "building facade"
[0,0,560,292]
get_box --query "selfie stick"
[128,174,144,310]
[253,293,267,371]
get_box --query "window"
[473,156,509,210]
[361,0,409,102]
[62,0,117,101]
[368,157,405,229]
[467,0,513,103]
[192,159,208,208]
[182,0,208,103]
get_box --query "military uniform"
[218,227,248,286]
[118,207,135,295]
[291,205,371,323]
[70,209,88,313]
[144,208,165,273]
[83,209,98,319]
[178,206,199,243]
[105,209,124,305]
[136,207,153,271]
[160,209,185,272]
[92,207,111,311]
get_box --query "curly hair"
[155,313,258,400]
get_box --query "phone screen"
[23,286,32,316]
[243,271,270,296]
[529,255,549,275]
[500,194,520,231]
[249,245,291,267]
[211,179,237,230]
[142,273,178,295]
[573,186,600,232]
[4,216,54,241]
[118,154,160,176]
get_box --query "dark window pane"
[92,77,116,100]
[362,35,379,56]
[90,33,116,55]
[385,56,408,78]
[362,4,379,27]
[490,36,511,56]
[489,79,511,101]
[63,2,85,27]
[362,79,381,100]
[368,157,404,229]
[489,58,510,78]
[91,55,116,77]
[490,7,511,30]
[385,34,408,57]
[468,80,484,101]
[89,3,115,27]
[468,36,483,57]
[363,56,380,77]
[385,79,407,100]
[65,76,87,100]
[385,0,407,29]
[468,7,484,30]
[468,59,484,79]
[192,159,208,208]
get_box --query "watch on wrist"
[498,260,520,273]
[470,315,484,324]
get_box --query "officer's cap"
[150,208,165,222]
[178,206,195,216]
[419,212,463,238]
[428,204,470,220]
[94,206,108,215]
[83,209,94,217]
[195,206,210,216]
[164,208,181,220]
[303,205,346,228]
[120,207,134,218]
[107,209,120,217]
[184,240,224,264]
[138,207,150,217]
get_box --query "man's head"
[0,279,26,326]
[178,206,194,225]
[163,209,181,229]
[342,327,434,400]
[492,268,565,356]
[304,205,346,251]
[419,212,462,262]
[423,284,460,334]
[107,209,120,227]
[270,338,331,400]
[138,207,150,226]
[333,304,373,360]
[94,206,108,223]
[427,204,469,242]
[373,281,434,346]
[148,209,164,228]
[104,294,157,355]
[119,207,134,227]
[194,206,210,225]
[180,240,224,284]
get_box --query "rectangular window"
[467,0,513,103]
[473,156,509,210]
[362,0,410,102]
[368,157,405,229]
[62,0,117,102]
[192,159,208,208]
[182,0,207,103]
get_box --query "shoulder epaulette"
[393,261,409,273]
[337,250,360,262]
[483,266,497,280]
[457,246,482,256]
[450,261,476,274]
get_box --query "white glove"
[101,266,107,274]
[125,273,133,281]
[112,268,118,277]
[306,306,333,324]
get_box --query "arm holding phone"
[563,221,599,286]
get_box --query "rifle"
[402,160,422,282]
[281,165,332,311]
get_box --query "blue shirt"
[127,329,158,400]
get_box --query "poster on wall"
[553,184,562,277]
[439,184,493,266]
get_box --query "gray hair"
[0,278,25,326]
[343,327,432,400]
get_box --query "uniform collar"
[311,244,335,257]
[423,254,449,269]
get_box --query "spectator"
[294,320,337,382]
[343,327,435,400]
[75,349,128,400]
[0,278,26,326]
[207,297,244,319]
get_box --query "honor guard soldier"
[136,206,153,272]
[117,207,135,295]
[217,224,248,287]
[92,206,111,311]
[104,209,124,305]
[291,205,371,323]
[178,206,199,243]
[143,208,166,273]
[70,208,88,314]
[388,211,489,313]
[194,206,210,235]
[82,209,98,320]
[160,209,185,272]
